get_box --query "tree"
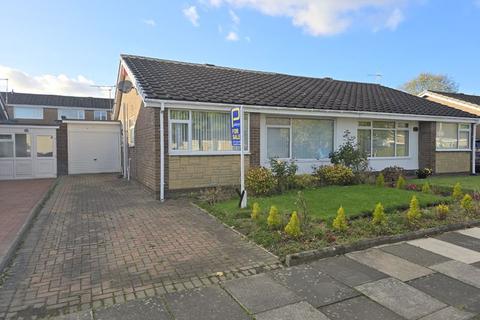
[400,73,458,95]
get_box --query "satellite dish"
[117,80,133,93]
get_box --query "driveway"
[0,174,279,319]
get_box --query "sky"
[0,0,479,98]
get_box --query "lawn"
[209,185,446,220]
[410,175,480,191]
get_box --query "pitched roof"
[0,94,7,120]
[430,91,480,106]
[121,54,477,119]
[0,92,113,110]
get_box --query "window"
[58,109,85,120]
[169,110,249,153]
[94,110,107,120]
[358,121,410,157]
[266,117,334,160]
[128,118,135,146]
[0,134,13,158]
[15,134,31,158]
[14,107,43,119]
[36,135,54,157]
[436,122,471,150]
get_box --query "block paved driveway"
[0,174,279,320]
[60,227,480,320]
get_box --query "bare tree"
[400,73,459,95]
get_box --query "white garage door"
[68,123,121,174]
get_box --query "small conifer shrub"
[406,195,421,223]
[267,205,282,229]
[285,211,301,238]
[251,202,260,220]
[376,173,385,187]
[461,194,474,213]
[452,183,463,201]
[332,206,348,232]
[396,176,406,189]
[422,182,431,194]
[372,203,387,226]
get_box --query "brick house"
[113,54,479,200]
[0,92,120,179]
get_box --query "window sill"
[436,149,471,152]
[169,151,250,156]
[368,156,411,160]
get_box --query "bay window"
[358,121,410,157]
[436,122,471,150]
[169,109,249,153]
[266,117,334,160]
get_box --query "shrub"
[406,184,419,191]
[313,165,355,186]
[270,159,298,192]
[295,191,310,230]
[251,202,261,220]
[372,203,387,226]
[285,211,301,238]
[406,195,421,223]
[382,166,406,183]
[329,130,369,172]
[422,182,432,194]
[376,173,385,187]
[294,174,318,189]
[396,176,406,189]
[416,168,433,179]
[332,206,348,232]
[436,204,449,220]
[452,183,463,201]
[461,194,474,213]
[246,167,276,196]
[267,205,282,229]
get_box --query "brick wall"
[56,123,68,175]
[418,122,436,170]
[250,113,261,167]
[435,152,471,174]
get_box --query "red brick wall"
[56,123,68,176]
[249,113,261,167]
[419,121,436,171]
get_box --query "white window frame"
[14,106,44,119]
[358,121,410,159]
[266,118,292,160]
[168,109,250,155]
[0,134,14,159]
[58,109,85,120]
[436,122,471,151]
[94,110,108,120]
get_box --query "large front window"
[14,107,43,119]
[169,109,249,153]
[358,121,410,157]
[436,122,471,150]
[58,109,85,120]
[266,117,334,160]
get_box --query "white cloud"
[183,5,200,26]
[229,9,241,24]
[142,19,156,27]
[0,65,109,98]
[226,31,240,41]
[208,0,410,36]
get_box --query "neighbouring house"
[113,54,479,200]
[0,92,121,179]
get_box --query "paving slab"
[436,232,480,252]
[457,227,480,240]
[355,277,447,320]
[255,301,330,320]
[54,311,93,320]
[346,248,433,281]
[320,296,404,320]
[270,264,359,308]
[418,306,476,320]
[310,255,388,287]
[431,260,480,289]
[223,273,301,314]
[165,286,250,320]
[379,243,450,267]
[408,273,480,313]
[408,238,480,263]
[95,297,171,320]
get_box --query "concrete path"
[50,227,480,320]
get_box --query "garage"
[66,121,121,174]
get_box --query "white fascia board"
[9,104,112,111]
[119,58,147,102]
[62,120,120,125]
[144,98,479,123]
[420,90,480,112]
[0,124,59,129]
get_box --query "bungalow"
[113,54,479,200]
[0,92,120,179]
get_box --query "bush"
[406,195,421,223]
[372,203,387,226]
[396,175,406,189]
[332,206,348,232]
[382,166,406,183]
[294,174,318,189]
[453,183,463,201]
[285,211,301,238]
[416,168,433,179]
[406,184,419,191]
[313,165,355,186]
[436,204,449,220]
[461,194,474,213]
[295,191,310,230]
[270,159,298,192]
[422,182,432,194]
[246,167,276,196]
[329,130,369,172]
[267,205,282,229]
[376,173,385,187]
[251,202,261,220]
